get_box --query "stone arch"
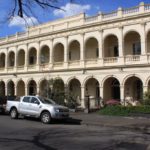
[146,29,150,53]
[68,40,80,61]
[0,53,5,68]
[103,34,119,57]
[53,43,64,62]
[84,77,100,108]
[68,78,81,105]
[7,80,15,96]
[17,80,25,96]
[103,77,120,101]
[124,30,141,55]
[85,37,99,59]
[40,45,50,64]
[123,75,143,100]
[8,51,15,67]
[39,78,50,97]
[28,47,37,65]
[27,79,37,95]
[17,49,25,66]
[0,81,5,96]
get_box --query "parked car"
[6,95,69,124]
[0,96,7,114]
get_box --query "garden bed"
[98,105,150,116]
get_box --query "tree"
[4,0,75,20]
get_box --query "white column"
[120,86,124,104]
[118,26,124,65]
[25,86,28,95]
[64,37,68,68]
[143,86,148,93]
[14,85,17,96]
[36,42,40,70]
[37,86,40,95]
[141,23,146,55]
[25,44,28,71]
[49,39,53,67]
[80,33,85,67]
[15,46,18,68]
[100,86,103,100]
[118,26,124,57]
[5,49,8,72]
[5,84,8,96]
[98,30,103,59]
[81,86,85,108]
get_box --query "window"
[31,97,39,104]
[29,56,34,65]
[114,46,119,57]
[96,48,99,57]
[133,42,141,55]
[69,51,71,60]
[23,97,30,103]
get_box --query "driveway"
[0,114,150,150]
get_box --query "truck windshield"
[38,97,56,105]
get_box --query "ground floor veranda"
[0,68,150,108]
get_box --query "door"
[29,97,40,116]
[19,96,31,115]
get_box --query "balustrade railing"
[125,55,140,62]
[104,57,118,63]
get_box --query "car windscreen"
[38,97,56,105]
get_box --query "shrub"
[98,105,150,116]
[143,91,150,105]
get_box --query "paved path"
[70,112,150,132]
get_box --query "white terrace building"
[1,2,150,108]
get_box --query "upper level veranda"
[0,2,150,74]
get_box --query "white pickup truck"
[6,96,69,124]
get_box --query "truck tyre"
[10,108,18,119]
[41,112,51,124]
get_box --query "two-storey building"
[0,2,150,108]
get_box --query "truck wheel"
[10,108,18,119]
[41,112,51,124]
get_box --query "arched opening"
[40,45,50,64]
[53,43,64,63]
[7,81,15,96]
[85,38,99,59]
[0,81,5,96]
[104,35,119,57]
[28,80,37,95]
[39,79,50,97]
[17,80,25,96]
[85,78,100,108]
[124,76,143,101]
[124,31,141,55]
[68,78,81,105]
[28,48,37,65]
[68,40,80,61]
[18,50,25,66]
[147,31,150,53]
[0,53,5,68]
[52,79,65,104]
[8,52,15,67]
[103,77,120,101]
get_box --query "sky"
[0,0,150,38]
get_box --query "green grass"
[98,105,150,116]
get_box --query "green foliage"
[143,91,150,105]
[98,105,150,116]
[65,92,78,109]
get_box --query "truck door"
[29,97,40,116]
[19,96,31,115]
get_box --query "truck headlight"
[54,108,60,112]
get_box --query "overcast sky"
[0,0,150,37]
